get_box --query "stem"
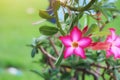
[92,68,101,76]
[61,65,98,80]
[74,71,79,80]
[91,63,107,69]
[82,72,85,80]
[60,0,96,12]
[52,1,66,67]
[71,71,79,80]
[38,46,57,61]
[48,58,55,69]
[53,4,65,35]
[109,76,112,80]
[48,37,59,56]
[101,68,106,80]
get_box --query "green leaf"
[36,35,48,44]
[49,69,59,76]
[39,10,54,19]
[60,72,71,80]
[39,26,58,36]
[102,2,118,12]
[31,47,38,58]
[85,24,99,36]
[75,0,79,3]
[55,46,64,66]
[30,70,45,78]
[70,12,83,31]
[64,13,69,21]
[114,69,120,80]
[101,7,113,21]
[92,30,110,37]
[94,4,113,21]
[86,14,90,26]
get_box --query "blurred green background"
[0,0,120,80]
[0,0,48,80]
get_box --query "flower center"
[72,42,79,48]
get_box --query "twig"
[101,68,106,80]
[109,71,117,80]
[86,70,98,80]
[92,68,101,76]
[109,76,112,80]
[48,37,59,56]
[101,61,110,80]
[38,46,57,61]
[106,61,110,69]
[53,1,66,36]
[71,71,79,80]
[48,58,56,69]
[82,71,85,80]
[100,20,109,31]
[61,65,98,80]
[91,63,107,69]
[60,0,96,12]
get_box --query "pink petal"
[114,36,120,47]
[70,26,82,41]
[106,50,113,58]
[78,37,91,48]
[106,28,117,43]
[111,46,120,59]
[109,28,116,41]
[64,47,74,58]
[59,36,72,47]
[74,47,86,59]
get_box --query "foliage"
[29,0,120,80]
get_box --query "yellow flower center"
[72,42,79,48]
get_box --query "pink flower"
[59,26,92,59]
[106,28,120,59]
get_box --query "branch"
[48,58,56,69]
[60,0,96,12]
[53,1,65,36]
[101,68,106,80]
[61,65,98,80]
[109,76,112,80]
[38,46,57,61]
[48,37,59,56]
[91,68,101,76]
[71,71,79,80]
[90,63,107,69]
[82,71,85,80]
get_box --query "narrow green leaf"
[101,7,112,21]
[39,10,54,19]
[64,13,69,21]
[86,14,90,26]
[31,47,38,58]
[92,30,110,37]
[69,12,83,31]
[114,69,120,80]
[85,24,99,36]
[39,26,58,36]
[55,46,64,66]
[36,35,48,42]
[31,70,45,78]
[75,0,79,3]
